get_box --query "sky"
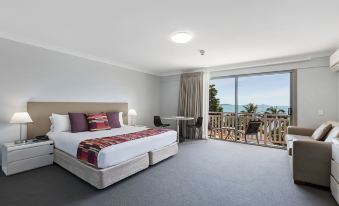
[210,73,290,106]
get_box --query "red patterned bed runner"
[77,128,172,167]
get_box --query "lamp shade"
[128,109,137,116]
[10,112,33,124]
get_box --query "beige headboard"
[27,102,128,138]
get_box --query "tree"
[265,106,285,114]
[209,84,223,112]
[241,103,257,113]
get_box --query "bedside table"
[1,140,54,176]
[331,138,339,204]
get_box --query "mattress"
[47,126,177,168]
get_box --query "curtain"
[178,72,203,139]
[202,71,210,139]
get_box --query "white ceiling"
[1,0,339,75]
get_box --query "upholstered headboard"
[27,102,128,138]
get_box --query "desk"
[161,116,194,142]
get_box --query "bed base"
[53,142,178,189]
[149,142,178,165]
[54,149,149,189]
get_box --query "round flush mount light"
[171,32,193,44]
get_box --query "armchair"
[287,126,332,187]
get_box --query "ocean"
[221,104,289,114]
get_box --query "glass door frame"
[211,70,296,143]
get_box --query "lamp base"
[14,139,28,144]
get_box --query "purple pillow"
[106,112,121,128]
[68,113,89,133]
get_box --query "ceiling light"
[171,32,193,44]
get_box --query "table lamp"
[10,112,33,144]
[128,109,137,126]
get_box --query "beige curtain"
[178,72,203,139]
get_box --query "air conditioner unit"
[330,49,339,71]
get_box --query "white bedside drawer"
[333,144,339,163]
[2,140,54,176]
[332,160,339,182]
[7,144,53,163]
[4,154,53,175]
[331,175,339,204]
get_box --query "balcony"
[208,112,289,147]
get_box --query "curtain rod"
[206,57,312,73]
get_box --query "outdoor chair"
[238,120,262,144]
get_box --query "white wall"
[297,67,338,128]
[0,38,160,164]
[159,75,180,130]
[338,72,339,121]
[160,56,338,129]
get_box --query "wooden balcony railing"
[208,112,289,145]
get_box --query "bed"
[27,102,178,189]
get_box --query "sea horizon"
[220,104,289,114]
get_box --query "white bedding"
[47,126,177,168]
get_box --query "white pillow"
[325,126,339,142]
[119,112,124,126]
[51,113,71,132]
[311,122,332,141]
[49,116,54,132]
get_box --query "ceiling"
[1,0,339,75]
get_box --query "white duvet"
[47,126,177,168]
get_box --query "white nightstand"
[331,138,339,204]
[1,140,54,176]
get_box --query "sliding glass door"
[209,71,294,146]
[209,77,237,140]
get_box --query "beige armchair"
[287,126,332,187]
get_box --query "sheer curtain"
[178,72,203,139]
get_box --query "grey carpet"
[0,140,336,206]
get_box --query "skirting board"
[149,142,178,165]
[54,149,149,189]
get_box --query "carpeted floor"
[0,139,336,206]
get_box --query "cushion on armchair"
[311,123,332,141]
[324,126,339,142]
